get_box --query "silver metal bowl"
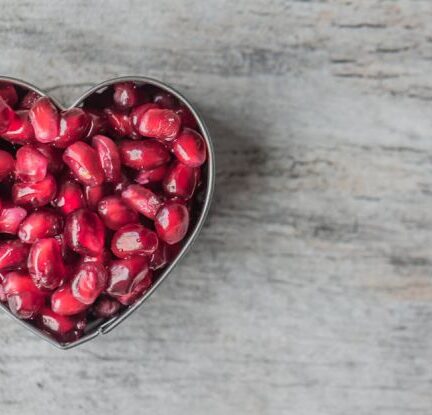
[0,75,215,349]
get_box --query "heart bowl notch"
[0,76,215,349]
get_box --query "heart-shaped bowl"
[0,76,215,349]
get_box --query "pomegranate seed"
[136,108,181,141]
[51,284,88,316]
[163,161,199,200]
[53,108,90,148]
[153,91,177,109]
[111,223,158,258]
[97,195,139,230]
[0,98,15,134]
[28,238,66,290]
[119,139,170,170]
[15,145,48,182]
[0,240,29,271]
[1,110,35,144]
[84,108,108,138]
[0,83,18,107]
[12,174,57,207]
[0,204,27,234]
[92,295,121,318]
[64,208,105,256]
[84,183,111,210]
[154,202,189,244]
[130,103,158,134]
[71,262,107,305]
[18,210,63,243]
[0,149,14,181]
[3,271,45,319]
[20,90,41,110]
[172,128,206,167]
[104,107,137,138]
[149,241,171,270]
[116,268,152,305]
[29,97,60,143]
[81,249,112,265]
[63,141,105,186]
[53,180,86,215]
[92,134,121,182]
[34,144,63,173]
[121,184,162,219]
[113,82,139,109]
[36,306,86,342]
[135,165,168,185]
[175,105,198,129]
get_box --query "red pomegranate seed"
[172,128,206,167]
[18,210,63,243]
[153,91,177,109]
[0,204,27,234]
[104,107,138,138]
[3,271,45,319]
[12,174,57,207]
[64,208,105,257]
[0,149,14,181]
[51,284,87,316]
[154,202,189,245]
[111,223,158,258]
[113,82,139,109]
[53,180,86,215]
[71,261,107,305]
[0,83,18,107]
[1,110,35,144]
[84,108,108,138]
[53,108,90,148]
[29,97,60,143]
[0,98,15,134]
[84,183,111,210]
[63,141,105,186]
[92,134,121,183]
[119,139,170,170]
[130,103,158,134]
[81,249,111,265]
[97,195,139,230]
[116,267,152,305]
[36,306,86,342]
[0,240,29,271]
[15,145,48,182]
[175,105,198,129]
[149,241,171,270]
[20,90,41,110]
[28,238,66,290]
[121,184,162,219]
[163,161,199,200]
[135,164,168,185]
[34,144,63,173]
[136,108,181,141]
[92,295,121,318]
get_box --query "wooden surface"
[1,1,432,414]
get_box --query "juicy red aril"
[18,210,63,243]
[34,144,63,173]
[84,183,111,210]
[63,141,105,186]
[53,108,90,148]
[0,149,14,181]
[28,238,66,290]
[1,110,35,144]
[116,267,152,305]
[136,108,181,141]
[12,174,57,207]
[130,103,158,133]
[119,139,170,170]
[135,164,168,185]
[53,180,86,215]
[92,295,121,318]
[111,223,158,258]
[92,134,121,183]
[175,105,198,129]
[149,241,170,270]
[113,82,139,109]
[64,208,105,257]
[15,145,48,182]
[0,83,18,107]
[163,161,199,200]
[29,97,60,143]
[20,91,41,110]
[104,107,137,138]
[153,91,177,109]
[0,98,15,134]
[51,284,87,316]
[84,108,108,138]
[0,204,27,234]
[0,240,29,271]
[97,195,138,230]
[71,262,107,305]
[172,128,207,167]
[155,202,190,245]
[121,184,162,219]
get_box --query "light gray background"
[1,1,432,414]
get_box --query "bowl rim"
[0,75,215,349]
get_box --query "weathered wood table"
[1,1,432,414]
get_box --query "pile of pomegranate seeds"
[0,81,207,343]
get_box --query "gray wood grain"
[1,0,432,414]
